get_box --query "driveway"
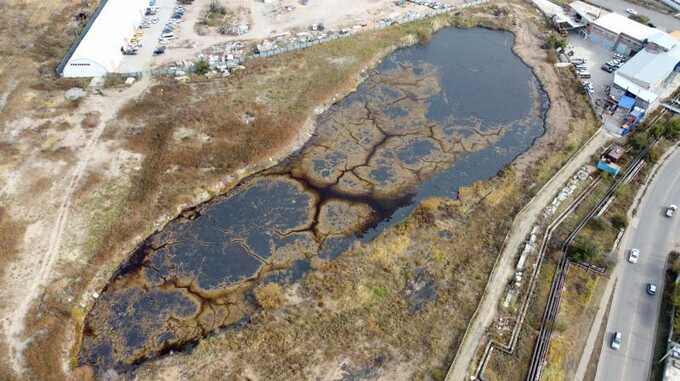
[587,0,680,32]
[567,31,615,115]
[594,147,680,381]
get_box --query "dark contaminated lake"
[80,27,548,373]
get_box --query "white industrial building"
[568,1,603,24]
[58,0,148,77]
[613,44,680,108]
[588,12,659,55]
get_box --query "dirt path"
[446,128,611,381]
[2,76,152,374]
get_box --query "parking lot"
[564,31,640,135]
[566,32,616,111]
[117,0,178,74]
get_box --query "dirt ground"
[0,3,488,380]
[445,1,607,379]
[154,0,466,66]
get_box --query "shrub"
[545,32,566,50]
[629,14,650,25]
[194,59,210,75]
[630,130,650,151]
[610,213,627,230]
[664,119,680,141]
[254,283,285,310]
[589,217,606,231]
[570,238,602,262]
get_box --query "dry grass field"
[0,0,603,380]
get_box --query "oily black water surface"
[80,28,549,373]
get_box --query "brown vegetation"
[254,284,286,310]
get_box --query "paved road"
[587,0,680,32]
[595,148,680,381]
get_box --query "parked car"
[153,46,166,55]
[628,248,640,264]
[611,331,622,350]
[601,64,615,73]
[626,8,638,16]
[647,283,657,295]
[666,204,677,217]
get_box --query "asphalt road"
[595,148,680,381]
[586,0,680,32]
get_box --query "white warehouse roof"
[593,12,655,42]
[569,1,604,23]
[60,0,147,77]
[615,45,680,102]
[648,30,679,51]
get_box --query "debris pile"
[407,0,451,10]
[544,166,591,217]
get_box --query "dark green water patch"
[80,27,548,374]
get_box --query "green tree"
[570,238,602,262]
[630,130,650,151]
[664,119,680,141]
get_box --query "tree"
[630,130,650,151]
[664,119,680,141]
[570,238,602,262]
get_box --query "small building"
[58,0,148,77]
[604,145,625,162]
[597,160,622,176]
[531,0,584,30]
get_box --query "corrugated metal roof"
[614,72,659,103]
[64,0,147,73]
[569,1,604,22]
[593,13,655,42]
[617,46,680,90]
[648,31,678,51]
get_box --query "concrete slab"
[568,32,616,96]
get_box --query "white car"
[647,283,657,295]
[626,8,638,16]
[666,204,677,218]
[611,331,622,350]
[628,248,640,264]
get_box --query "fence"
[249,0,488,61]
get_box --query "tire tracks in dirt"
[3,76,151,374]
